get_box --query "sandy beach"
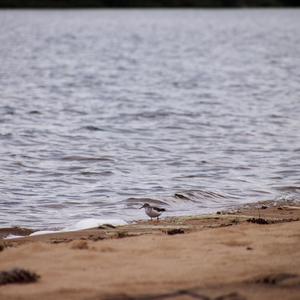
[1,6,299,300]
[1,202,300,300]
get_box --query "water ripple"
[0,9,299,229]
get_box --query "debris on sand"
[247,217,299,225]
[51,238,73,244]
[104,290,246,300]
[116,231,129,238]
[167,228,185,235]
[88,234,104,241]
[214,292,246,300]
[253,273,299,285]
[247,218,269,224]
[0,268,40,285]
[0,242,6,252]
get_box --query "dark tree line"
[0,0,298,7]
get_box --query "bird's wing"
[153,207,166,212]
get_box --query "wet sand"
[0,202,300,300]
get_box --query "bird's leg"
[150,217,152,221]
[157,217,159,221]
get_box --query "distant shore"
[1,200,300,300]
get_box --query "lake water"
[0,9,300,229]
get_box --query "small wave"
[0,133,12,140]
[275,186,300,193]
[118,111,170,120]
[80,171,113,176]
[249,189,272,195]
[174,190,228,202]
[124,197,168,207]
[1,105,15,115]
[41,204,67,209]
[61,155,113,162]
[269,114,283,119]
[28,110,41,115]
[62,108,87,115]
[275,194,300,203]
[81,125,104,132]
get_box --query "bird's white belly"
[145,207,161,218]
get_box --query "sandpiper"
[140,203,166,220]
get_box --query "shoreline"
[0,199,298,240]
[1,200,300,300]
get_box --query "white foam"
[30,230,58,236]
[29,218,127,237]
[63,218,127,232]
[4,234,24,240]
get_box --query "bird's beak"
[139,206,144,209]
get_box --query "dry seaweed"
[0,268,40,285]
[116,231,129,238]
[50,238,73,244]
[247,217,299,225]
[253,273,298,285]
[167,228,185,235]
[104,290,245,300]
[0,243,6,252]
[247,218,269,224]
[215,292,246,300]
[88,234,105,241]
